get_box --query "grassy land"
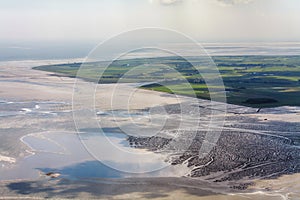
[33,56,300,108]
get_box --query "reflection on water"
[0,99,189,180]
[39,160,124,179]
[0,97,188,180]
[1,130,190,180]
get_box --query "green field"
[33,56,300,108]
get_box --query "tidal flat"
[0,60,300,199]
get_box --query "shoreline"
[0,59,300,199]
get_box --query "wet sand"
[0,60,300,199]
[0,177,289,200]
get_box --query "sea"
[1,41,300,62]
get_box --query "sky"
[0,0,300,43]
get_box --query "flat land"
[34,55,300,108]
[1,59,300,199]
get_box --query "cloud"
[159,0,183,6]
[8,46,32,50]
[157,0,254,6]
[216,0,254,6]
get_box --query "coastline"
[0,59,300,199]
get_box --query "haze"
[0,0,300,43]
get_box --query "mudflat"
[0,60,300,199]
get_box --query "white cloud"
[157,0,254,6]
[159,0,183,5]
[216,0,254,6]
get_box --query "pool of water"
[0,130,189,180]
[0,99,189,180]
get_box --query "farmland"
[34,56,300,108]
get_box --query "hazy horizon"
[1,0,300,61]
[1,41,300,62]
[1,0,300,43]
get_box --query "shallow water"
[0,99,189,181]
